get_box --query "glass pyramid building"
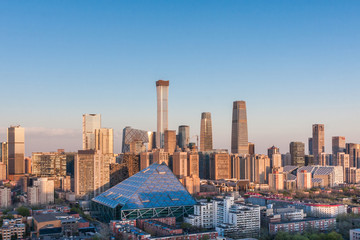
[92,162,197,222]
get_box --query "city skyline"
[1,1,360,155]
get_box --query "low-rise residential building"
[350,228,360,240]
[0,218,25,240]
[305,204,346,218]
[269,217,336,234]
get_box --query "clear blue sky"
[1,1,360,156]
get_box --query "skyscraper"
[312,124,325,162]
[268,146,280,160]
[122,127,149,153]
[164,130,176,155]
[178,125,190,150]
[95,128,114,154]
[231,101,248,154]
[346,143,360,168]
[332,136,345,156]
[82,114,101,150]
[308,138,313,155]
[7,126,25,175]
[156,80,169,148]
[200,112,213,152]
[290,142,305,167]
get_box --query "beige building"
[268,169,284,191]
[272,153,282,169]
[297,170,312,190]
[254,154,271,184]
[347,168,360,184]
[187,152,199,177]
[153,149,169,165]
[75,150,111,199]
[95,128,114,154]
[0,142,8,177]
[164,130,176,155]
[337,152,350,182]
[0,164,6,181]
[173,152,187,178]
[182,175,200,195]
[0,187,11,208]
[28,178,54,205]
[210,153,230,180]
[7,126,25,175]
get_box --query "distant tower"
[268,146,280,160]
[308,138,313,155]
[178,125,190,150]
[231,101,249,154]
[332,136,346,164]
[95,128,114,154]
[290,142,305,167]
[200,112,213,152]
[7,126,25,175]
[312,124,325,163]
[156,80,169,148]
[82,114,101,150]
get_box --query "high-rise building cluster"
[1,79,360,240]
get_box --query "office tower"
[268,146,279,161]
[25,157,31,174]
[187,152,199,177]
[200,112,213,152]
[7,126,25,175]
[199,152,211,179]
[27,178,55,205]
[231,101,248,155]
[231,155,241,179]
[32,152,67,177]
[182,175,200,194]
[153,149,169,165]
[156,80,169,148]
[0,187,11,208]
[319,153,331,166]
[272,153,282,169]
[210,153,230,180]
[346,143,360,168]
[308,138,313,155]
[173,152,188,178]
[254,155,271,184]
[290,142,305,166]
[312,124,325,162]
[0,142,8,178]
[305,155,315,166]
[178,125,190,150]
[248,143,255,155]
[82,114,101,150]
[164,130,176,155]
[147,131,155,151]
[297,170,312,190]
[282,153,292,166]
[75,150,111,199]
[95,128,114,154]
[122,127,149,153]
[337,153,350,182]
[332,136,346,156]
[268,169,284,191]
[0,164,6,181]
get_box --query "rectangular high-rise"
[346,143,360,168]
[7,126,25,175]
[231,101,248,155]
[200,112,213,152]
[164,130,176,155]
[95,128,114,154]
[178,125,190,150]
[82,114,101,150]
[156,80,169,148]
[332,136,345,164]
[290,142,305,166]
[312,124,325,162]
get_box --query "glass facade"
[92,163,196,221]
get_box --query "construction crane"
[191,135,199,149]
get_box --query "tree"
[16,206,30,217]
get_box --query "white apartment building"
[0,187,11,208]
[28,178,54,205]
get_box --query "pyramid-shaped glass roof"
[92,163,197,210]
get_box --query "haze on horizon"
[1,1,360,156]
